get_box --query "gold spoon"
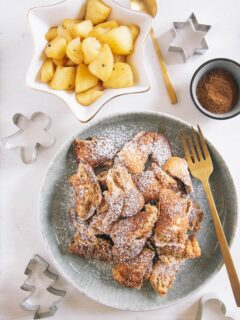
[130,0,178,104]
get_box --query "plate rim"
[38,111,238,311]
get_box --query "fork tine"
[186,129,198,163]
[191,127,204,160]
[197,125,210,159]
[179,129,192,164]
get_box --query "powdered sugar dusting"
[151,133,172,166]
[64,129,201,288]
[133,170,160,201]
[43,113,231,305]
[74,137,118,167]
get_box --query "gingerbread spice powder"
[196,69,239,114]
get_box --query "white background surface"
[0,0,240,319]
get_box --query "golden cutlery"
[130,0,178,104]
[180,125,240,307]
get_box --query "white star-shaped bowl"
[26,0,152,122]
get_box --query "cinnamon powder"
[196,69,238,114]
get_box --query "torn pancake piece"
[69,163,102,220]
[74,136,117,168]
[188,200,204,232]
[68,209,98,245]
[111,204,159,262]
[93,164,145,231]
[151,133,172,167]
[112,248,154,289]
[133,170,160,202]
[156,234,201,259]
[68,208,114,262]
[153,188,191,246]
[151,163,178,191]
[163,157,193,193]
[111,164,145,217]
[149,255,183,296]
[68,232,113,262]
[90,187,124,234]
[114,131,155,174]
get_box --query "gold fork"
[180,125,240,307]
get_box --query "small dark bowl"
[190,58,240,120]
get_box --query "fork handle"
[202,180,240,307]
[150,29,178,104]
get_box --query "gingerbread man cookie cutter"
[196,293,235,320]
[1,112,55,164]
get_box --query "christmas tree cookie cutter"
[1,112,54,164]
[169,13,211,62]
[20,254,66,319]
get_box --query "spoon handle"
[150,29,178,104]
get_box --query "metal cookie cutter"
[196,293,235,320]
[1,112,54,164]
[169,13,211,62]
[20,254,66,319]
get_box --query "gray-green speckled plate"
[39,112,237,311]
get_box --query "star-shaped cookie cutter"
[169,13,211,62]
[1,112,54,164]
[20,254,66,319]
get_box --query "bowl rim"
[26,0,152,123]
[38,110,238,311]
[190,58,240,120]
